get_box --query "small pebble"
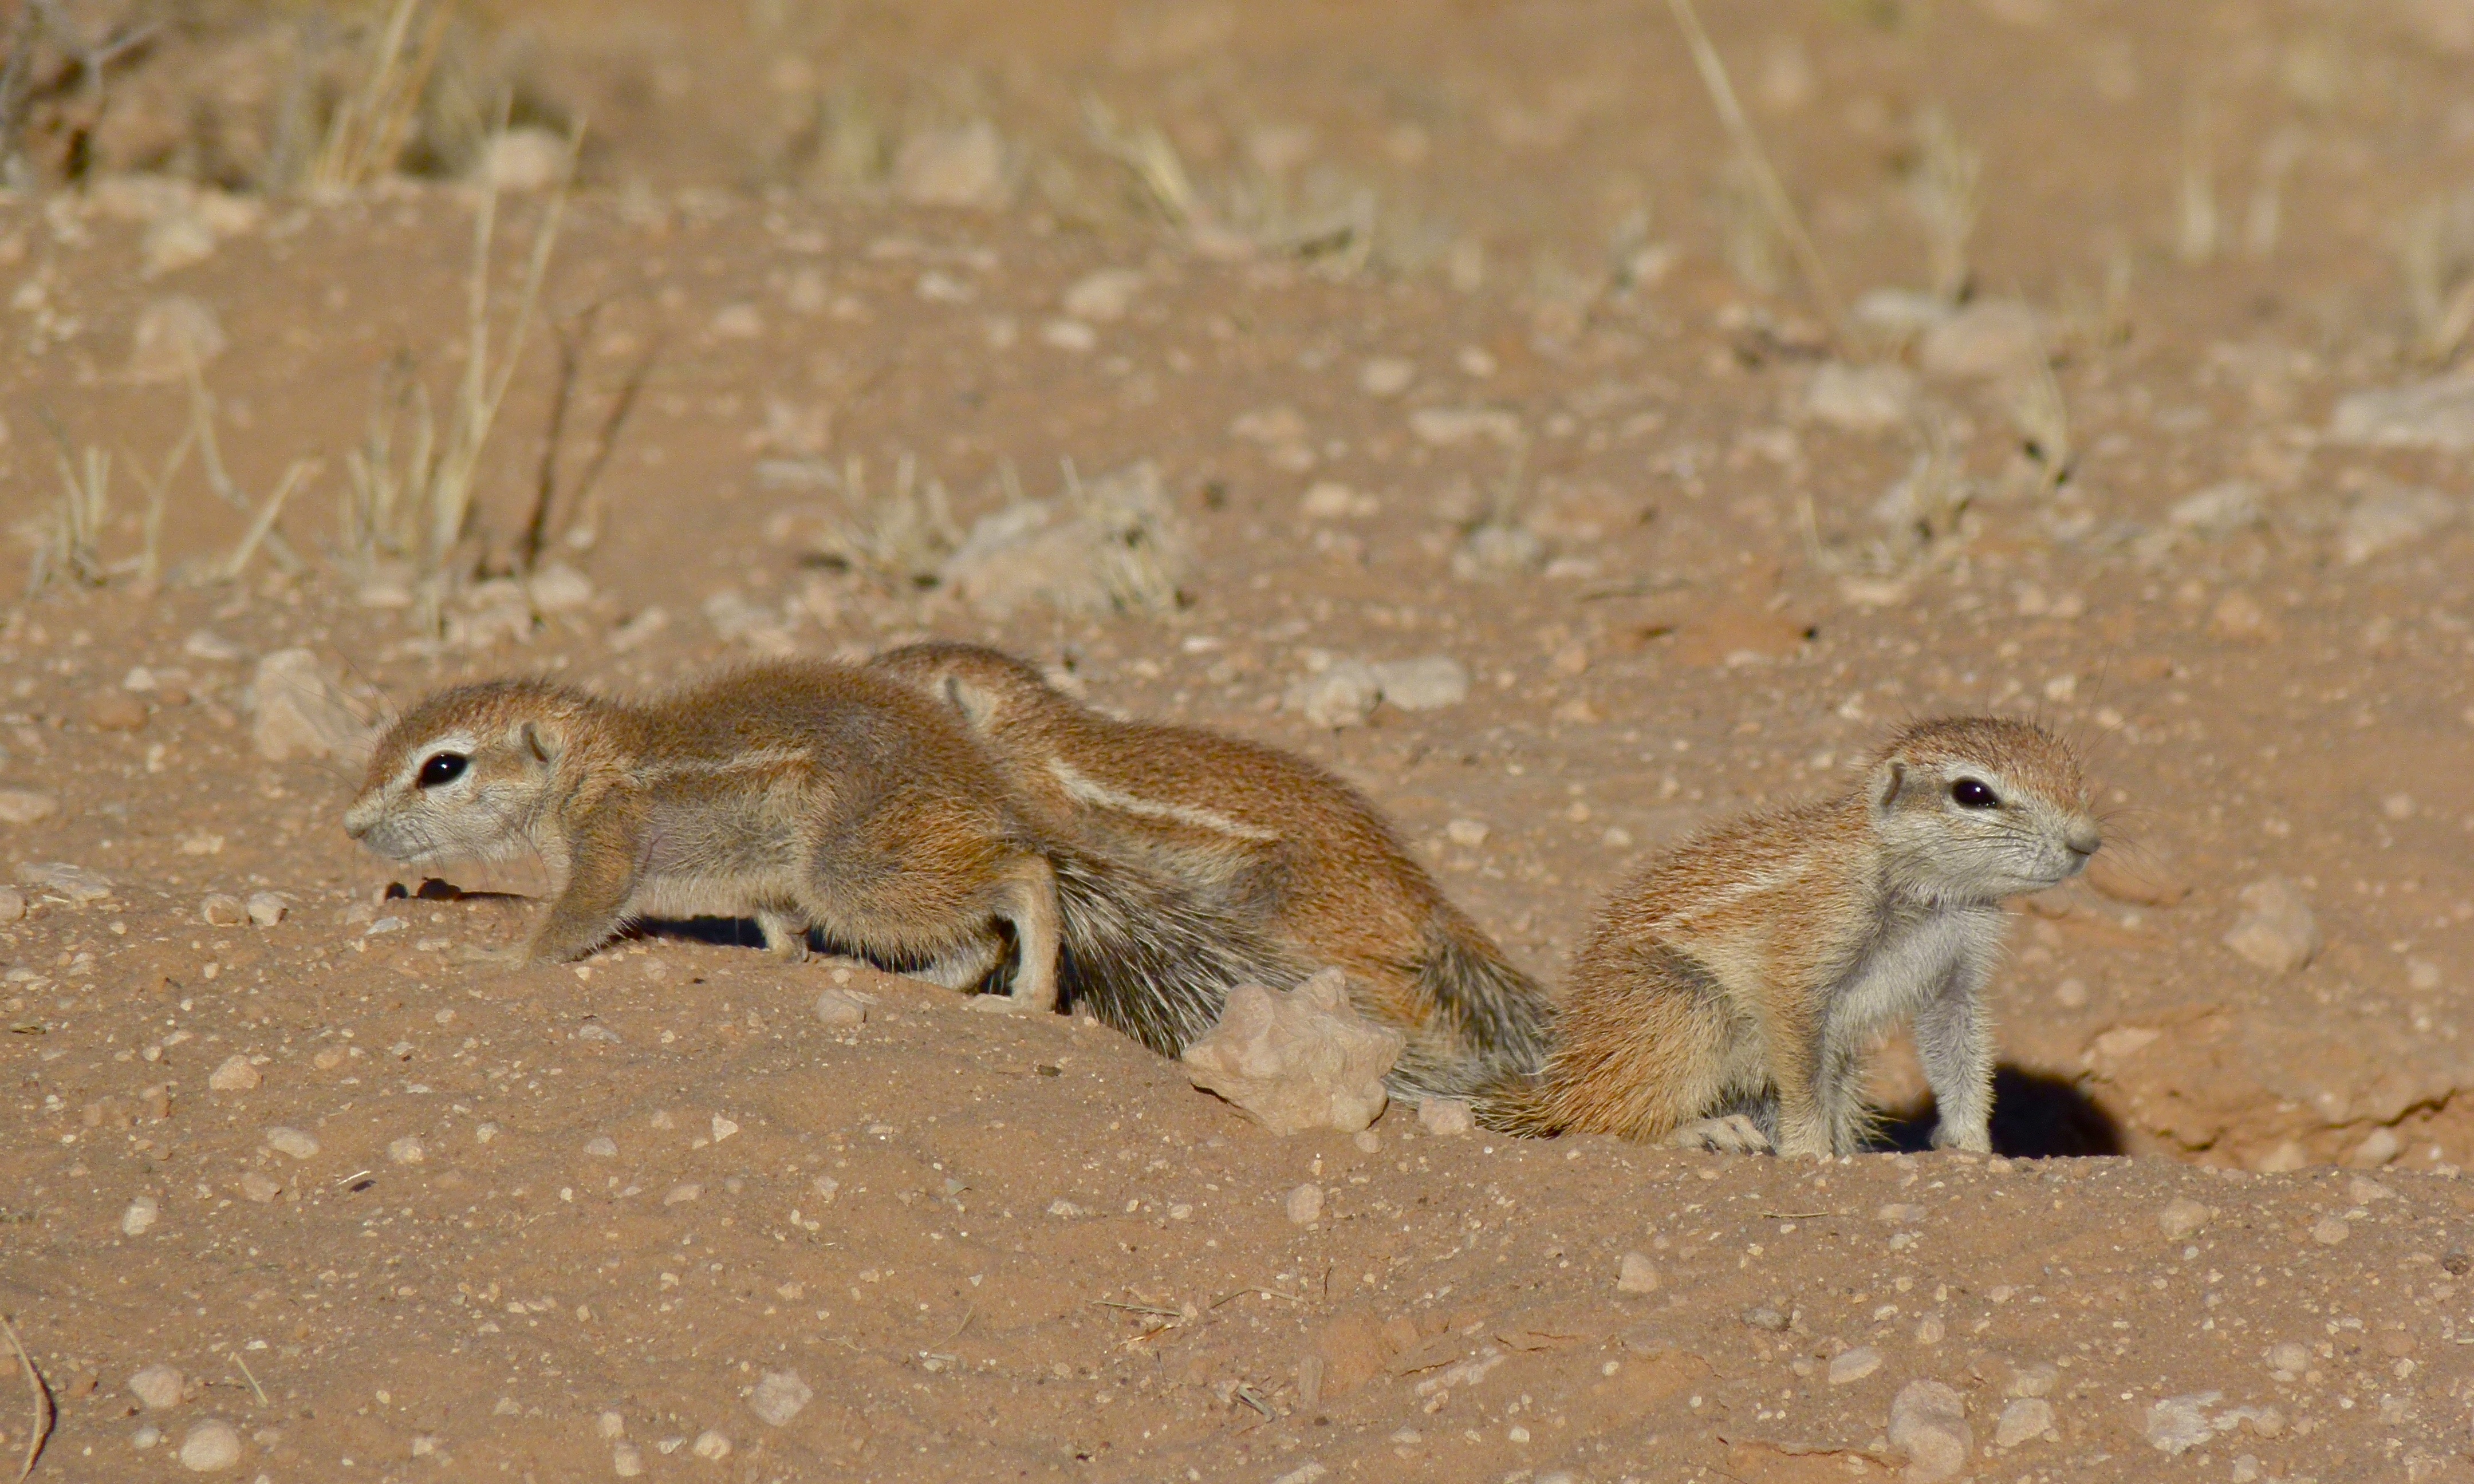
[1741,1304,1788,1332]
[584,1136,619,1158]
[2003,1360,2059,1398]
[596,1411,627,1440]
[263,1127,320,1161]
[2264,1341,2308,1377]
[129,1362,185,1410]
[207,1056,261,1093]
[0,885,23,922]
[200,893,248,928]
[244,892,286,927]
[133,1423,162,1449]
[1416,1098,1474,1136]
[387,1136,426,1165]
[239,1172,281,1203]
[813,989,866,1028]
[2157,1197,2214,1240]
[1887,1380,1972,1483]
[1284,1183,1325,1225]
[178,1418,243,1471]
[747,1371,811,1427]
[1616,1252,1658,1294]
[2309,1216,2349,1245]
[1994,1396,2054,1449]
[1358,357,1415,397]
[1826,1347,1882,1385]
[1445,819,1491,848]
[663,1182,702,1207]
[711,1114,739,1142]
[121,1195,160,1237]
[691,1431,732,1460]
[89,693,149,731]
[612,1441,645,1477]
[0,787,60,824]
[2222,878,2320,972]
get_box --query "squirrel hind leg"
[991,855,1062,1013]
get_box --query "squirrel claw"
[1670,1114,1774,1155]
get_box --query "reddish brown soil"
[3,2,2472,1479]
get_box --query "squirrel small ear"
[1872,760,1906,815]
[519,721,557,766]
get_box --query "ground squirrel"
[1475,717,2099,1156]
[344,662,1291,1045]
[869,640,1554,1095]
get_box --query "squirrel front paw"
[1671,1114,1775,1155]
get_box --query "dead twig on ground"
[2,1310,53,1482]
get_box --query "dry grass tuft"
[1910,106,1981,305]
[2399,191,2474,366]
[303,0,448,193]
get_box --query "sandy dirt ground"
[3,1,2473,1479]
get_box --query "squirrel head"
[344,678,601,866]
[1862,716,2099,903]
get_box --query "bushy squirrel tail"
[1046,845,1305,1056]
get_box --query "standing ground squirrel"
[1475,717,2099,1156]
[344,662,1292,1047]
[869,641,1554,1095]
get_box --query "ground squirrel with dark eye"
[343,661,1293,1047]
[1474,716,2099,1157]
[869,640,1554,1096]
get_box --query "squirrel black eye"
[416,752,469,789]
[1951,778,2000,810]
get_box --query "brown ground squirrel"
[344,662,1292,1049]
[1474,717,2099,1156]
[869,640,1554,1096]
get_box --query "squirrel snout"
[2063,817,2102,858]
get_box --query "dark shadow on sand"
[1878,1063,2125,1158]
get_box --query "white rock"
[22,861,113,904]
[1445,819,1491,848]
[1919,298,2046,378]
[178,1418,243,1471]
[1359,357,1415,396]
[2144,1391,2222,1455]
[387,1136,426,1165]
[2263,1341,2308,1378]
[2157,1196,2215,1240]
[1888,1380,1972,1482]
[1285,661,1382,729]
[245,892,287,927]
[1801,361,1916,432]
[249,649,372,763]
[263,1126,320,1161]
[0,787,60,824]
[813,989,867,1028]
[2223,877,2320,972]
[1994,1396,2053,1449]
[2329,372,2474,450]
[1408,406,1523,446]
[1417,1098,1474,1136]
[1180,969,1404,1134]
[121,1195,160,1237]
[142,212,218,275]
[1616,1252,1658,1294]
[526,562,596,613]
[1826,1347,1881,1385]
[472,127,571,192]
[2310,1215,2349,1245]
[584,1136,619,1158]
[892,121,1007,209]
[2166,480,2264,537]
[1369,655,1470,711]
[612,1441,645,1477]
[747,1370,813,1428]
[239,1171,281,1203]
[691,1429,732,1459]
[207,1055,261,1094]
[129,1362,186,1411]
[2003,1360,2058,1398]
[1284,1183,1325,1225]
[2338,486,2456,565]
[183,629,247,662]
[662,1182,702,1207]
[201,893,248,927]
[1451,522,1546,579]
[710,1114,739,1142]
[0,886,23,922]
[1851,287,1952,336]
[1062,269,1144,322]
[126,295,229,383]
